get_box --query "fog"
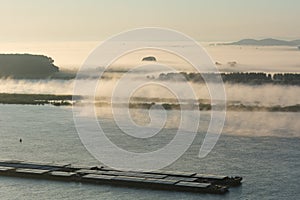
[0,78,74,95]
[1,42,299,139]
[1,78,299,107]
[1,42,299,72]
[221,111,300,138]
[1,76,299,139]
[86,107,300,138]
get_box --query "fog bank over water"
[0,42,298,107]
[93,108,300,138]
[0,42,299,72]
[0,78,299,106]
[0,78,75,95]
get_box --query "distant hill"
[292,39,300,44]
[223,38,300,46]
[0,54,59,78]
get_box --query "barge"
[0,160,242,194]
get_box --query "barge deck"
[0,160,242,194]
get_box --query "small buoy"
[19,138,22,143]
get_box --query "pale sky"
[1,0,299,42]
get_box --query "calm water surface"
[0,105,299,200]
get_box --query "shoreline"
[0,93,299,112]
[1,72,300,86]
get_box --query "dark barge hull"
[0,160,242,194]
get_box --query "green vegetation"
[1,93,299,112]
[96,101,299,112]
[0,54,59,79]
[158,72,300,85]
[0,93,81,106]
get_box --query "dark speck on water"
[0,105,299,200]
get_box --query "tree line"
[158,72,300,85]
[0,54,59,78]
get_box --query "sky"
[1,0,300,42]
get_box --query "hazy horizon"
[2,0,299,71]
[1,0,300,42]
[1,41,299,72]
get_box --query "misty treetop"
[0,54,59,78]
[158,72,300,85]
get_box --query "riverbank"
[0,93,299,112]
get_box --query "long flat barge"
[0,160,242,194]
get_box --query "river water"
[0,104,299,200]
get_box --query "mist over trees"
[158,72,300,85]
[0,54,59,78]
